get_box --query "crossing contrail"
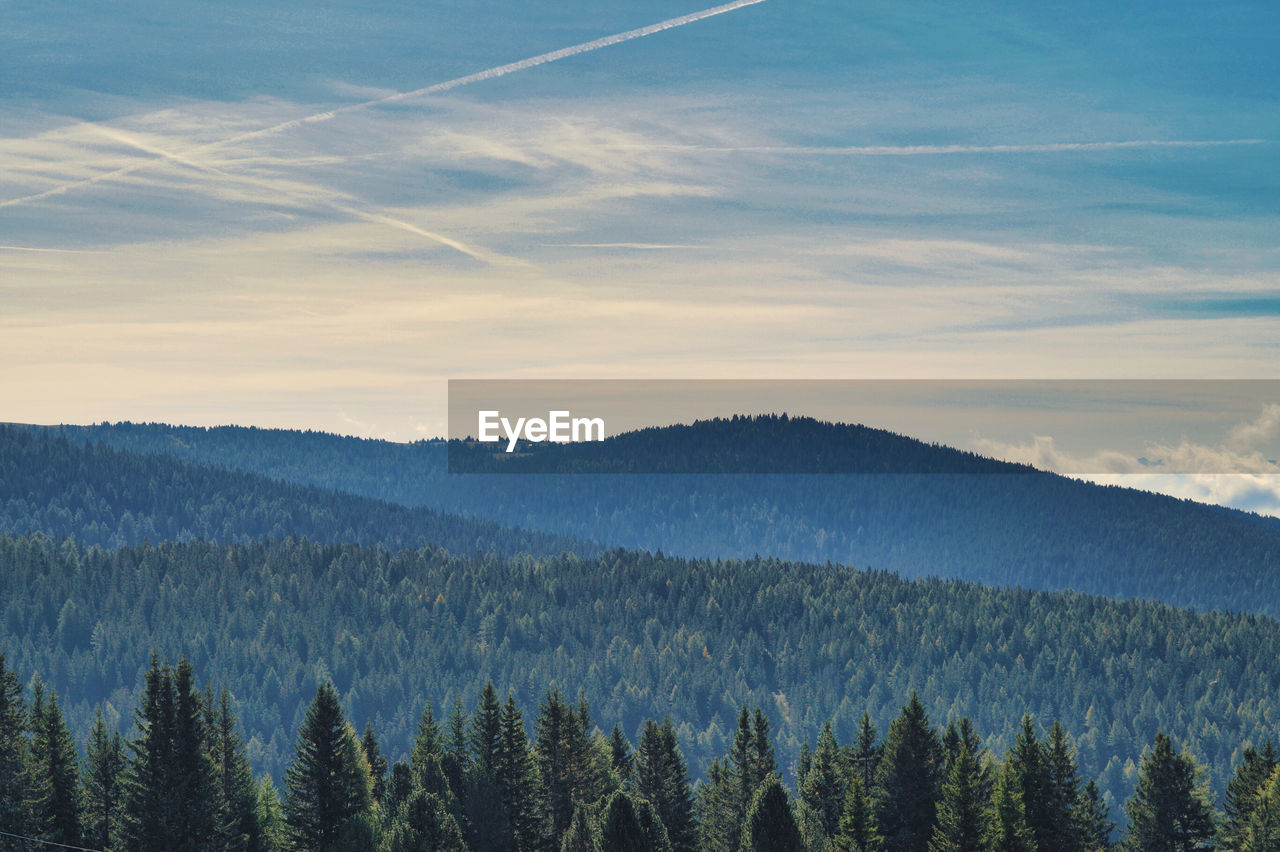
[0,0,768,210]
[655,139,1269,156]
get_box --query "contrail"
[657,139,1270,156]
[0,0,768,210]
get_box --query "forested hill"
[0,425,591,558]
[36,419,1280,616]
[4,532,1280,814]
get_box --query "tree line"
[5,652,1280,851]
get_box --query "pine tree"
[83,710,126,851]
[984,759,1035,852]
[834,774,883,852]
[1242,767,1280,852]
[634,718,696,851]
[848,713,881,791]
[535,687,593,838]
[802,722,848,839]
[380,789,466,852]
[363,722,389,806]
[497,693,545,850]
[1008,716,1050,851]
[1122,733,1215,852]
[30,687,82,846]
[562,804,601,851]
[873,693,944,852]
[1074,780,1113,852]
[209,690,265,852]
[0,654,30,852]
[741,776,803,852]
[122,655,180,851]
[609,725,633,786]
[928,742,986,852]
[283,682,375,851]
[1044,721,1085,852]
[1224,742,1279,850]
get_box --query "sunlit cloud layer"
[2,0,1278,512]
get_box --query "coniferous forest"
[4,419,1280,849]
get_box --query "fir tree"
[171,658,216,850]
[122,655,180,852]
[599,790,650,852]
[741,776,803,852]
[380,789,466,852]
[848,713,881,791]
[1074,780,1113,852]
[928,742,986,852]
[874,693,944,852]
[834,774,883,852]
[0,654,30,852]
[696,758,740,852]
[1044,721,1085,852]
[30,687,82,846]
[497,693,545,850]
[536,687,593,838]
[609,725,633,786]
[1224,742,1279,850]
[802,722,847,839]
[984,759,1035,852]
[1122,733,1215,852]
[562,804,601,852]
[209,690,265,852]
[283,682,375,851]
[1008,716,1050,851]
[83,710,126,851]
[634,718,696,851]
[1242,767,1280,852]
[363,722,389,805]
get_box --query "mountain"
[3,531,1278,813]
[0,425,592,558]
[36,418,1280,616]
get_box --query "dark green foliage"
[364,722,389,805]
[536,688,594,838]
[985,760,1035,852]
[834,774,883,852]
[598,789,670,852]
[283,682,374,851]
[210,690,267,851]
[0,655,30,851]
[83,710,126,850]
[800,722,846,838]
[29,686,82,846]
[38,418,1280,618]
[609,725,633,786]
[1223,741,1278,850]
[928,742,987,852]
[562,805,601,851]
[381,789,466,852]
[874,693,944,852]
[1242,768,1280,851]
[634,718,696,851]
[741,777,803,852]
[496,694,545,850]
[1075,780,1114,852]
[1121,733,1215,852]
[848,713,882,791]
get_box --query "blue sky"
[2,0,1278,508]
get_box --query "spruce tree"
[741,776,803,852]
[984,759,1035,852]
[380,789,466,852]
[535,687,593,838]
[562,804,601,851]
[599,790,650,852]
[1008,716,1050,851]
[834,774,883,852]
[209,690,265,852]
[497,693,545,850]
[696,759,740,852]
[753,709,778,786]
[83,710,126,851]
[634,718,696,851]
[363,722,389,806]
[283,682,375,851]
[873,693,944,852]
[848,712,881,791]
[609,725,633,786]
[1044,721,1085,852]
[1224,742,1279,850]
[1122,733,1215,852]
[171,658,216,849]
[30,687,82,846]
[122,655,180,852]
[1074,780,1113,852]
[928,742,986,852]
[801,722,848,838]
[1242,767,1280,852]
[0,654,30,852]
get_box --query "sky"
[2,0,1278,509]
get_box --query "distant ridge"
[29,416,1280,616]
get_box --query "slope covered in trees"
[36,418,1280,616]
[3,532,1280,813]
[0,425,591,558]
